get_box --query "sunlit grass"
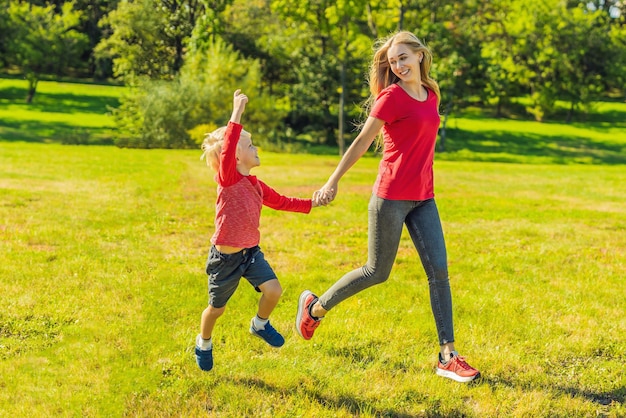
[1,78,625,416]
[0,77,123,144]
[1,142,625,417]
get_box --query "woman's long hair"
[363,31,440,149]
[368,31,441,109]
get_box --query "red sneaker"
[296,290,322,340]
[436,351,481,382]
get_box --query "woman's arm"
[317,116,384,205]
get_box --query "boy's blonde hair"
[200,126,251,172]
[200,126,227,172]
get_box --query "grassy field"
[1,78,625,417]
[0,77,123,145]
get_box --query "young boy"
[195,90,321,371]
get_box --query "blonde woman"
[296,32,480,382]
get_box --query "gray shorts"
[205,245,277,308]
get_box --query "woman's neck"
[398,80,427,101]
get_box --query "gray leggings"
[318,196,454,345]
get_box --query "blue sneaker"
[249,319,285,347]
[195,345,213,371]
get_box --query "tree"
[6,1,88,103]
[111,38,286,148]
[95,0,206,82]
[0,0,10,69]
[271,0,373,153]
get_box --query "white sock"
[252,315,268,330]
[196,334,212,350]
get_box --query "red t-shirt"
[369,83,441,200]
[210,122,312,248]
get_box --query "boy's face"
[236,132,260,171]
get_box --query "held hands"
[312,184,337,207]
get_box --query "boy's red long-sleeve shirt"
[210,122,312,248]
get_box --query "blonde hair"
[368,31,441,108]
[200,126,227,172]
[200,126,251,172]
[364,31,441,150]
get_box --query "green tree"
[554,5,616,121]
[6,1,88,102]
[0,0,10,69]
[112,38,286,148]
[271,0,373,153]
[95,0,205,82]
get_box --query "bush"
[111,39,287,149]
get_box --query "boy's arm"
[230,90,247,124]
[259,181,313,213]
[218,90,248,185]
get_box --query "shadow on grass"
[440,128,626,165]
[227,376,469,417]
[0,119,114,145]
[0,86,120,115]
[479,375,625,407]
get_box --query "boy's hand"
[313,186,335,207]
[230,89,248,124]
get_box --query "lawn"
[0,77,123,144]
[0,78,625,417]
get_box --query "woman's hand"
[313,182,337,206]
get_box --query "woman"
[296,31,480,382]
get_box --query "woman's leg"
[405,199,454,348]
[313,196,411,316]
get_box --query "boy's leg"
[249,278,285,347]
[244,248,285,347]
[200,305,226,340]
[256,278,282,319]
[196,304,225,372]
[196,246,244,371]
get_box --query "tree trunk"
[338,56,346,155]
[26,76,38,104]
[566,101,574,124]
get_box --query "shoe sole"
[296,290,313,339]
[436,368,481,383]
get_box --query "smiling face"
[387,43,423,84]
[236,130,260,174]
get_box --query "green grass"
[1,75,626,162]
[0,77,124,144]
[1,144,625,417]
[0,79,625,416]
[439,99,626,164]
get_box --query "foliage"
[111,39,288,148]
[270,0,373,149]
[0,0,10,69]
[479,0,625,122]
[95,0,204,81]
[5,1,89,103]
[1,0,626,148]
